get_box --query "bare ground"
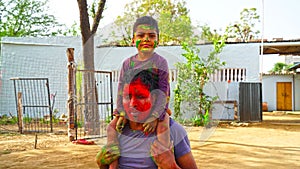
[0,112,299,169]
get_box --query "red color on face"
[122,78,152,123]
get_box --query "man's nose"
[129,97,138,107]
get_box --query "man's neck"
[128,121,144,131]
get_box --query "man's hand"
[96,143,120,168]
[150,140,181,169]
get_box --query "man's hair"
[132,16,159,37]
[124,69,159,92]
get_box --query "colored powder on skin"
[136,39,141,48]
[154,40,157,48]
[138,25,155,30]
[141,48,150,52]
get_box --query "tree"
[225,8,260,42]
[0,0,62,37]
[174,35,226,126]
[77,0,106,136]
[200,24,224,43]
[109,0,198,46]
[269,62,292,74]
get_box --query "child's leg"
[156,113,170,149]
[107,115,127,169]
[107,118,119,169]
[107,117,118,144]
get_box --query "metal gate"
[11,78,53,133]
[75,70,113,139]
[239,82,262,122]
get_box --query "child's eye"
[136,34,144,38]
[149,34,156,38]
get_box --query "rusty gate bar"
[11,77,53,133]
[75,70,113,140]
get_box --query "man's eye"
[124,95,131,100]
[137,95,147,99]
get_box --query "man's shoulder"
[169,118,187,135]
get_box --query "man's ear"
[150,92,157,104]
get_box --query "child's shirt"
[116,52,170,120]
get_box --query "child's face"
[132,24,158,54]
[122,78,153,123]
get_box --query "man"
[96,69,197,169]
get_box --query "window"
[210,68,246,82]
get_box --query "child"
[107,16,171,168]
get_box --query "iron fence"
[75,70,113,139]
[11,78,53,133]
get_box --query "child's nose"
[143,34,149,41]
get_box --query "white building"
[1,37,299,120]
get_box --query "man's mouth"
[130,112,139,117]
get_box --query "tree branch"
[91,0,106,35]
[77,0,91,42]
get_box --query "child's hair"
[132,16,159,37]
[124,69,159,92]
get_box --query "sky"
[48,0,300,40]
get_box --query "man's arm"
[151,139,198,169]
[176,152,197,169]
[150,140,181,169]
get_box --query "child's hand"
[96,143,120,167]
[143,116,158,133]
[116,116,126,133]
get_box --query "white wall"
[197,43,260,82]
[262,74,294,111]
[294,74,300,110]
[0,37,261,118]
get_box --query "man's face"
[122,78,153,123]
[132,24,158,54]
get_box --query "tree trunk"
[82,34,100,136]
[77,0,106,136]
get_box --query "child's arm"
[114,59,131,132]
[152,58,170,121]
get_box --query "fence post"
[67,48,76,141]
[17,92,23,134]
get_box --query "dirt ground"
[0,112,299,169]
